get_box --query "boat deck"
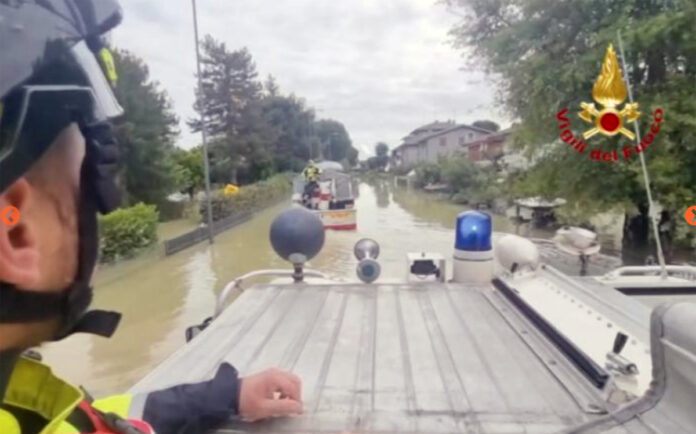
[533,239,623,276]
[131,281,612,433]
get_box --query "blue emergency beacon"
[452,211,494,284]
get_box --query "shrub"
[99,203,159,262]
[413,162,442,187]
[415,156,507,206]
[200,173,292,222]
[441,156,481,193]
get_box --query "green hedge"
[200,173,292,222]
[99,203,159,262]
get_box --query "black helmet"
[0,0,123,196]
[0,0,125,338]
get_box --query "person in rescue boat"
[0,1,302,433]
[301,160,322,209]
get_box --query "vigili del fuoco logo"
[556,44,663,163]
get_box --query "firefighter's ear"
[0,178,41,288]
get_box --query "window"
[468,132,474,140]
[440,137,446,146]
[459,137,465,146]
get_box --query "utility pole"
[192,0,215,243]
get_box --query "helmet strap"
[0,349,20,401]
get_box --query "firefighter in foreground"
[301,160,322,209]
[0,1,302,433]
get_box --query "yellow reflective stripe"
[4,358,83,434]
[54,420,79,434]
[99,48,118,85]
[0,409,21,434]
[93,394,133,418]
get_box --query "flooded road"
[39,180,677,396]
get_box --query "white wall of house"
[396,126,495,167]
[423,127,489,163]
[402,146,420,167]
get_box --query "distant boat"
[292,161,357,230]
[422,183,448,192]
[508,196,567,225]
[515,196,567,209]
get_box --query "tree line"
[111,35,358,209]
[190,36,358,185]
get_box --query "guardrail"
[163,211,252,256]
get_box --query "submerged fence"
[163,211,253,256]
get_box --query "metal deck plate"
[132,283,605,433]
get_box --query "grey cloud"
[112,0,509,157]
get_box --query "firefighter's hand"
[239,368,303,422]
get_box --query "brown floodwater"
[39,180,688,397]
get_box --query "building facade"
[422,126,490,163]
[464,130,508,163]
[392,121,508,168]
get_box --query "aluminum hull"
[133,281,613,432]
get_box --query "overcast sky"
[112,0,509,157]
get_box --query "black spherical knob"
[270,207,325,263]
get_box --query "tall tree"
[472,120,500,132]
[112,49,179,206]
[187,35,357,182]
[370,142,390,170]
[189,36,270,183]
[346,147,359,167]
[264,74,280,97]
[448,0,696,221]
[262,93,313,172]
[375,142,389,157]
[314,119,353,161]
[189,36,262,137]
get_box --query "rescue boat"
[291,161,357,230]
[132,208,696,433]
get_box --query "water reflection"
[365,177,391,208]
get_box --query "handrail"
[602,265,696,279]
[214,269,328,318]
[492,278,610,388]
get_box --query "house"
[392,121,455,167]
[392,121,505,168]
[464,128,510,163]
[421,124,492,163]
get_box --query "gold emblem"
[579,44,640,140]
